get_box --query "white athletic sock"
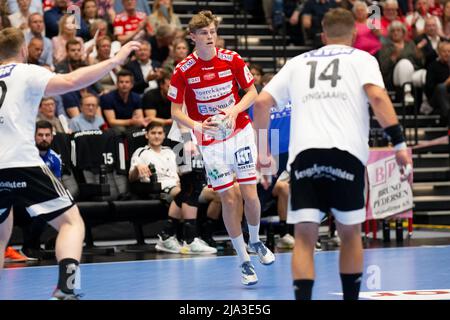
[231,234,250,264]
[248,223,260,244]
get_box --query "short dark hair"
[145,121,165,132]
[117,69,134,82]
[66,38,82,51]
[36,120,53,133]
[322,8,355,39]
[157,70,171,87]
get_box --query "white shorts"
[199,124,257,192]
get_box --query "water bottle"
[148,164,157,184]
[99,164,107,184]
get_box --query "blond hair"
[0,27,25,60]
[322,8,355,39]
[188,10,219,33]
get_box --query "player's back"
[284,44,385,164]
[0,63,54,169]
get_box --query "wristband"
[384,124,405,146]
[394,142,407,151]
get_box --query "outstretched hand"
[112,41,141,66]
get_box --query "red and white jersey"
[168,48,255,146]
[113,11,146,36]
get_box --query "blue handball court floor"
[1,245,450,300]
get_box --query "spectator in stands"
[425,41,450,124]
[301,0,338,48]
[442,0,450,38]
[146,24,176,64]
[276,0,305,45]
[249,63,264,88]
[148,0,181,36]
[85,19,122,60]
[142,71,172,129]
[100,69,149,132]
[27,37,51,69]
[55,39,87,73]
[52,14,85,65]
[44,0,67,38]
[123,41,163,94]
[0,11,11,30]
[378,20,424,97]
[129,121,217,254]
[415,16,445,69]
[406,0,443,38]
[97,0,116,22]
[69,94,106,132]
[25,13,53,69]
[7,0,42,15]
[352,1,382,56]
[81,0,98,30]
[37,97,67,134]
[87,36,119,92]
[114,0,151,16]
[162,38,189,75]
[8,0,33,32]
[113,0,149,45]
[380,0,407,40]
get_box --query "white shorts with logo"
[199,124,257,192]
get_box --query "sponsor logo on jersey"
[244,65,253,84]
[0,64,17,79]
[188,76,201,84]
[235,146,254,166]
[197,95,235,115]
[203,72,216,81]
[0,181,27,190]
[168,85,178,99]
[218,51,234,61]
[218,70,232,78]
[192,81,233,101]
[201,66,214,71]
[73,130,102,138]
[180,58,196,72]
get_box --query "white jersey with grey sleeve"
[0,63,55,169]
[263,45,385,167]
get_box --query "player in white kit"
[253,9,412,299]
[0,27,140,299]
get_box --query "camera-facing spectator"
[415,17,447,69]
[113,0,149,44]
[123,41,162,94]
[8,0,33,32]
[69,94,106,132]
[352,1,382,56]
[163,38,189,75]
[37,97,67,134]
[146,24,176,64]
[44,0,67,38]
[25,13,53,69]
[27,37,51,69]
[100,69,149,132]
[142,71,172,128]
[52,14,85,65]
[406,0,443,38]
[88,36,120,93]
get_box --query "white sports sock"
[231,234,250,264]
[248,223,260,244]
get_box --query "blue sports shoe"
[240,261,258,286]
[249,241,275,265]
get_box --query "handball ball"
[209,113,235,140]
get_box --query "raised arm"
[45,41,141,96]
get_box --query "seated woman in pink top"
[52,14,85,65]
[352,1,382,56]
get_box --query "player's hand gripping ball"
[208,113,235,140]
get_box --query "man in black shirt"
[425,41,450,124]
[142,71,172,131]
